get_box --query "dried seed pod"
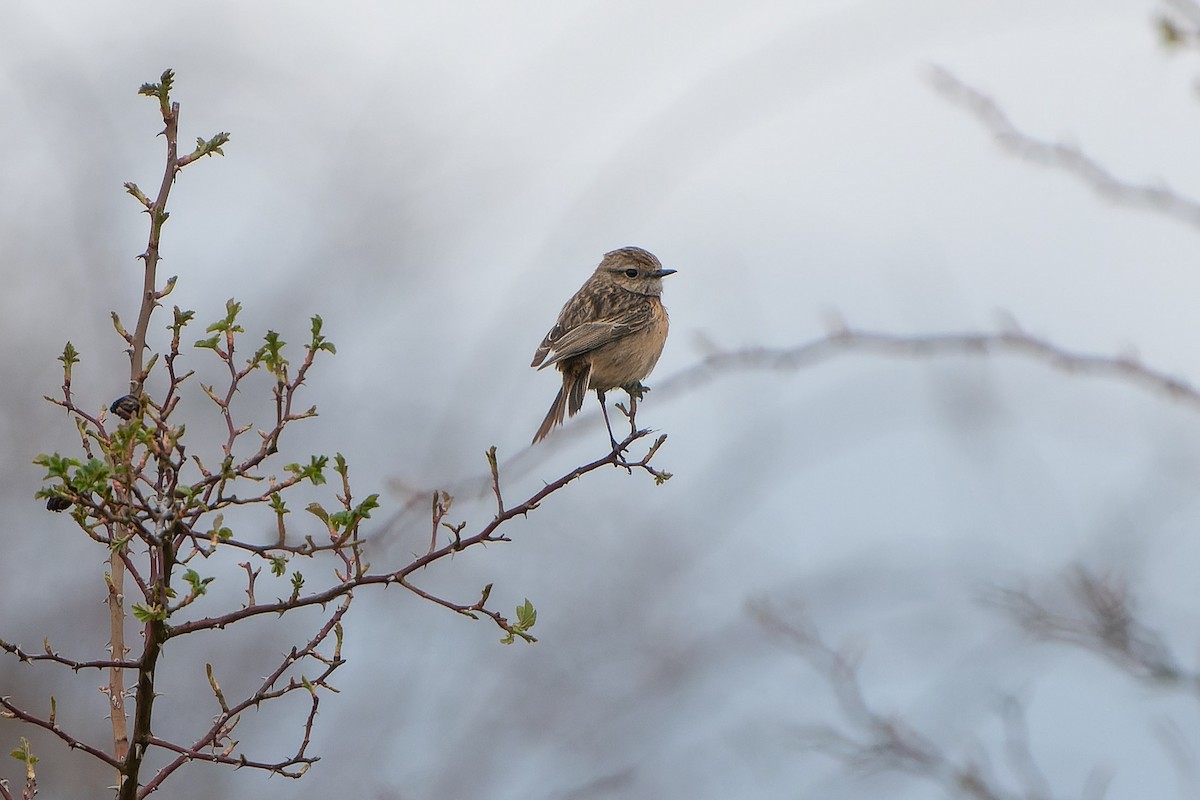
[110,394,142,420]
[46,495,73,512]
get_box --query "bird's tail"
[532,387,567,444]
[565,362,590,416]
[532,363,591,444]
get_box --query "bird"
[531,246,675,446]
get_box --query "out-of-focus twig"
[660,326,1200,408]
[928,65,1200,229]
[390,323,1200,520]
[752,601,1114,800]
[989,566,1196,687]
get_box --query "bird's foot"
[622,381,650,401]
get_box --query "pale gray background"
[3,2,1200,798]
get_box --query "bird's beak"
[652,268,677,278]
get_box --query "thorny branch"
[137,599,350,793]
[10,332,668,794]
[168,426,666,640]
[107,68,190,791]
[0,639,136,672]
[0,697,122,770]
[13,288,669,796]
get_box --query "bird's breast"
[585,299,669,390]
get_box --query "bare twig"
[0,639,136,671]
[169,426,663,642]
[1000,698,1053,800]
[0,697,122,770]
[753,602,987,794]
[139,600,349,795]
[114,69,194,800]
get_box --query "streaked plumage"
[531,247,675,444]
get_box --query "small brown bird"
[531,246,676,445]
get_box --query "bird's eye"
[624,268,639,278]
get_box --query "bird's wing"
[536,301,656,369]
[530,324,561,368]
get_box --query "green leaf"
[35,457,112,501]
[502,598,539,644]
[356,494,380,518]
[9,738,37,766]
[170,306,196,334]
[205,299,244,334]
[138,69,174,113]
[34,453,81,481]
[58,342,80,379]
[207,514,233,541]
[132,603,167,622]
[328,494,380,531]
[309,315,335,354]
[253,329,288,376]
[285,455,328,486]
[193,132,231,159]
[183,568,214,596]
[516,599,537,628]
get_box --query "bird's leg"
[621,382,649,435]
[596,389,620,452]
